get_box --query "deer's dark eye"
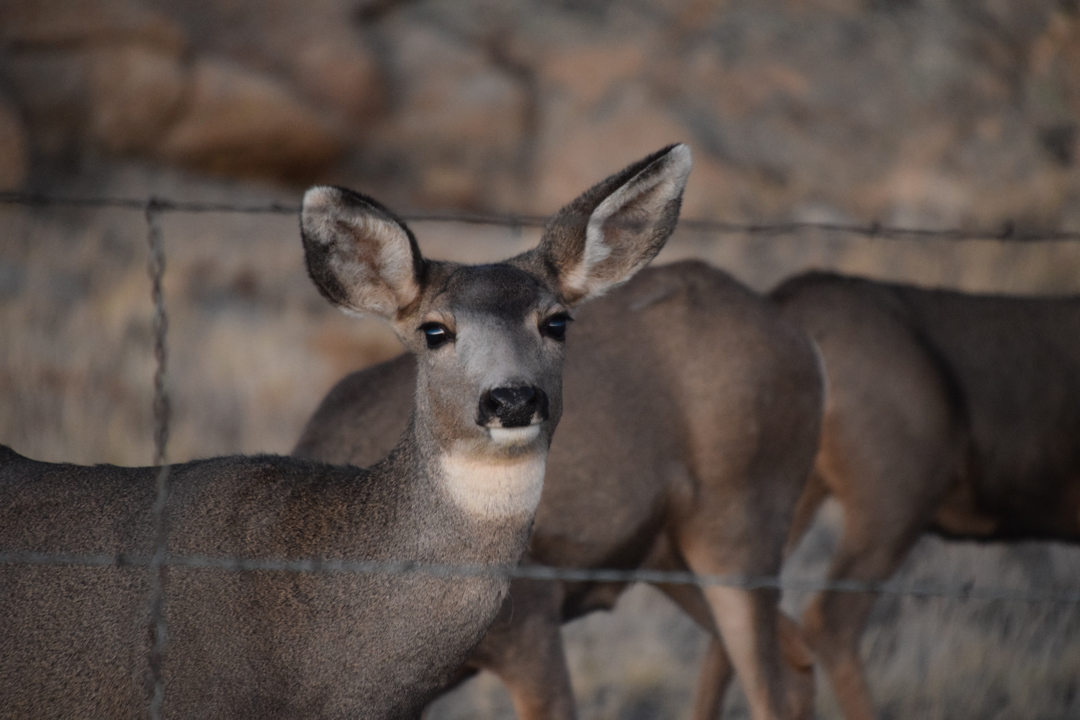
[419,322,454,349]
[541,313,571,342]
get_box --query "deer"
[292,261,826,718]
[771,270,1080,720]
[0,144,692,719]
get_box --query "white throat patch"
[440,451,546,519]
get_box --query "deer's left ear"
[519,144,692,306]
[301,186,426,320]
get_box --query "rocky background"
[4,0,1080,228]
[1,0,1079,718]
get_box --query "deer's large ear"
[301,186,425,319]
[521,144,692,306]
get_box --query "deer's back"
[896,283,1080,535]
[774,272,1080,539]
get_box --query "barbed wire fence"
[8,190,1080,240]
[2,190,1080,718]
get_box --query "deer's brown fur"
[773,271,1080,720]
[295,260,824,720]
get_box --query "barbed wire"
[0,548,1077,605]
[0,191,299,215]
[4,190,1080,241]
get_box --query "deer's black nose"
[478,385,548,428]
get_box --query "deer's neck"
[437,449,546,520]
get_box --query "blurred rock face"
[0,0,351,183]
[0,0,1078,223]
[0,92,28,191]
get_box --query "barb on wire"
[4,191,1080,242]
[0,548,1078,606]
[144,198,171,720]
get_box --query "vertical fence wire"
[145,199,171,720]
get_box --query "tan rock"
[290,38,386,124]
[1,0,189,158]
[532,82,692,214]
[2,2,349,182]
[144,0,386,127]
[0,0,186,55]
[155,58,348,182]
[86,45,189,154]
[2,52,89,157]
[366,24,529,207]
[4,44,187,159]
[539,42,646,109]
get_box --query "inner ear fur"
[301,186,426,319]
[516,143,692,305]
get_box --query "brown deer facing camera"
[0,144,692,719]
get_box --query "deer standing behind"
[0,145,692,719]
[294,259,825,720]
[773,271,1080,720]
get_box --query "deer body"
[295,260,824,720]
[772,271,1080,720]
[0,448,516,718]
[0,144,693,719]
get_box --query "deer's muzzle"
[478,385,549,428]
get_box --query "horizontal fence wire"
[0,549,1078,604]
[2,188,1080,612]
[4,190,1080,241]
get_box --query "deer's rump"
[775,271,1080,542]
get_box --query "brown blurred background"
[1,0,1079,718]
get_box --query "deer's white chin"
[487,425,542,446]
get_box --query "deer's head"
[301,144,691,514]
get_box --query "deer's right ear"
[525,144,692,306]
[301,186,425,320]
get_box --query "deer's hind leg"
[673,475,815,720]
[650,588,812,720]
[645,533,735,720]
[647,531,814,720]
[804,389,965,720]
[803,471,958,720]
[683,559,812,720]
